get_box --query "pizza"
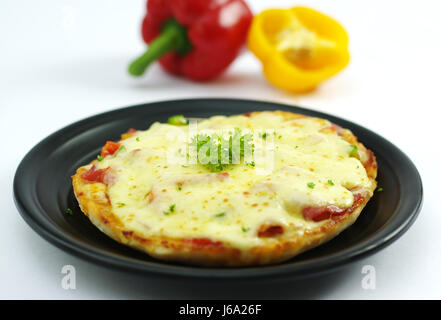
[72,111,377,266]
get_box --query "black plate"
[13,98,422,281]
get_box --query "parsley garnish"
[328,180,335,186]
[66,208,73,215]
[116,202,126,207]
[242,226,250,232]
[377,187,383,192]
[136,137,140,142]
[189,128,254,172]
[214,212,226,218]
[307,182,315,189]
[97,155,104,162]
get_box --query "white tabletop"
[1,0,440,299]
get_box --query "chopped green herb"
[377,187,383,192]
[246,161,255,168]
[116,202,126,207]
[262,132,268,139]
[242,226,250,232]
[168,115,189,126]
[136,137,140,142]
[97,155,104,162]
[214,212,226,218]
[307,182,315,189]
[349,144,358,157]
[163,204,176,216]
[295,145,299,149]
[119,145,127,152]
[66,208,73,215]
[177,186,182,191]
[278,135,282,139]
[327,180,335,186]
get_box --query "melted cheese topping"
[90,112,373,249]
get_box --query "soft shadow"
[95,266,353,300]
[19,221,354,299]
[41,55,281,95]
[41,55,168,90]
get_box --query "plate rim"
[13,98,423,280]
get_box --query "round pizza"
[72,111,377,266]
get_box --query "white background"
[1,0,440,299]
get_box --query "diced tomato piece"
[217,172,229,180]
[257,224,284,237]
[331,123,345,136]
[303,205,345,222]
[81,165,110,184]
[302,193,365,222]
[346,193,364,214]
[100,141,121,157]
[184,238,222,247]
[121,128,137,140]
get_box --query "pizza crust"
[72,111,377,267]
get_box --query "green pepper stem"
[128,19,192,77]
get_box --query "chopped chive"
[136,137,140,142]
[214,212,226,218]
[246,161,255,167]
[377,187,383,192]
[119,145,127,152]
[66,208,73,215]
[163,204,176,216]
[349,144,358,157]
[242,226,250,232]
[327,180,335,186]
[116,202,126,207]
[295,145,299,149]
[307,182,315,189]
[177,186,182,191]
[262,132,268,139]
[97,155,104,162]
[168,115,189,126]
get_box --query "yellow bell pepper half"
[248,7,350,93]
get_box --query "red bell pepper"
[128,0,252,81]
